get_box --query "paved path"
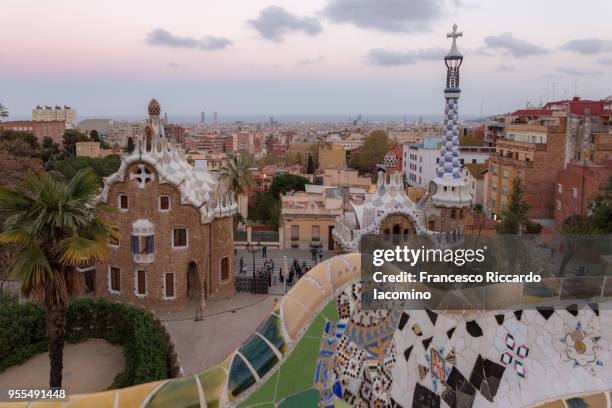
[160,249,334,375]
[0,339,124,394]
[163,293,282,375]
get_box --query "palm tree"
[220,155,253,219]
[0,103,8,119]
[0,169,118,387]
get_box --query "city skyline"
[1,0,612,118]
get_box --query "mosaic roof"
[95,100,237,223]
[334,172,429,251]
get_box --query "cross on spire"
[447,24,463,55]
[447,23,462,41]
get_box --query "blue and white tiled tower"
[425,24,472,240]
[437,24,463,180]
[430,24,472,211]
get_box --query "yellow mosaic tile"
[329,253,360,291]
[117,380,166,408]
[68,390,116,408]
[305,262,333,295]
[198,365,228,408]
[281,295,313,340]
[286,277,327,315]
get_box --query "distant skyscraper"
[200,111,205,124]
[213,112,218,125]
[163,112,168,125]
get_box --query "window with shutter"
[137,270,146,295]
[159,196,170,211]
[165,273,175,297]
[110,267,121,292]
[173,228,188,248]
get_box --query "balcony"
[131,219,155,264]
[133,253,155,264]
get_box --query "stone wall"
[95,162,235,311]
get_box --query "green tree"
[0,169,118,387]
[249,191,281,228]
[459,133,484,146]
[220,155,253,196]
[46,155,121,185]
[0,103,8,118]
[220,155,253,221]
[269,173,308,198]
[62,130,89,156]
[89,130,100,142]
[495,177,531,234]
[0,130,40,151]
[41,137,61,163]
[353,130,392,173]
[306,153,315,174]
[589,175,612,233]
[560,176,612,234]
[124,137,135,154]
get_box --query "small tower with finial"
[427,24,471,238]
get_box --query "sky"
[1,0,612,119]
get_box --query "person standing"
[262,244,267,258]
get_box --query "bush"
[0,303,47,372]
[525,221,542,234]
[0,298,172,388]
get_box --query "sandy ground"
[164,294,279,375]
[0,339,124,394]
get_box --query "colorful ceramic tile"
[145,375,199,408]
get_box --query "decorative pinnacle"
[446,24,463,57]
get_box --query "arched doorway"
[187,261,202,304]
[392,224,401,244]
[380,213,416,243]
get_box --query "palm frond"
[0,169,115,304]
[0,229,36,246]
[7,247,53,296]
[0,187,35,216]
[220,156,253,195]
[80,217,120,243]
[52,235,110,266]
[66,168,100,203]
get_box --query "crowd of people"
[237,245,325,289]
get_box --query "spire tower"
[437,24,464,180]
[430,24,471,212]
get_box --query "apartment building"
[32,105,77,128]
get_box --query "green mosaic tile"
[239,333,280,378]
[237,370,279,408]
[145,375,200,408]
[275,333,321,400]
[278,388,320,408]
[321,297,340,322]
[228,354,257,399]
[235,299,337,406]
[256,313,287,354]
[197,365,226,408]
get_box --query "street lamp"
[245,241,261,278]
